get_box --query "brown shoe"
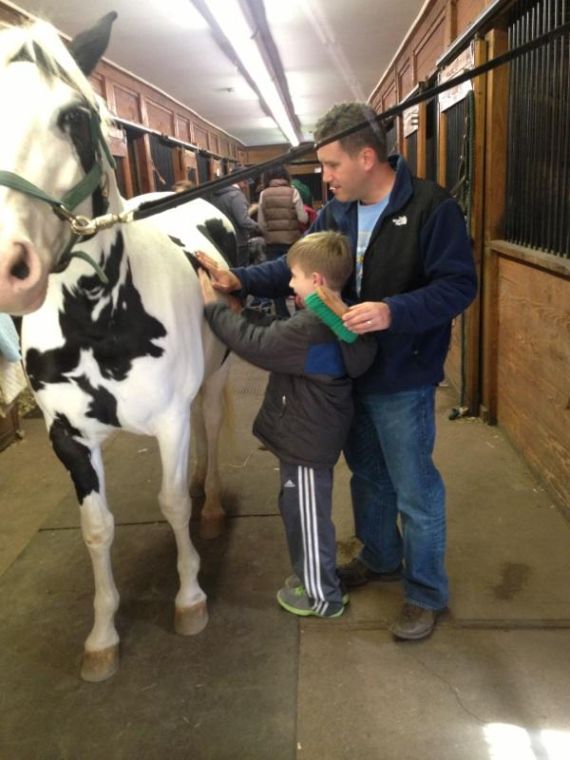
[389,602,438,640]
[337,557,402,588]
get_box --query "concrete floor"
[0,358,569,760]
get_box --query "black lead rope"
[130,19,570,224]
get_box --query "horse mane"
[0,19,100,111]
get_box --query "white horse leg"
[196,361,231,539]
[48,417,119,682]
[78,466,120,682]
[156,412,208,636]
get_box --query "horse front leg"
[194,362,231,539]
[49,419,119,682]
[156,411,208,636]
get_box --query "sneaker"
[337,557,403,588]
[276,585,344,618]
[284,574,349,605]
[389,602,438,640]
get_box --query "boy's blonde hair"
[287,232,353,290]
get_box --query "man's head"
[314,102,389,204]
[287,232,353,301]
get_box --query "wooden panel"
[113,84,141,123]
[209,133,219,155]
[496,257,570,506]
[382,82,398,110]
[455,0,486,35]
[147,100,174,135]
[89,73,105,98]
[415,14,445,81]
[398,59,413,98]
[194,125,209,150]
[175,116,191,143]
[108,125,127,158]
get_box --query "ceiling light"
[202,0,300,146]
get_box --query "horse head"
[0,12,117,315]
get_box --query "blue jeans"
[344,386,448,610]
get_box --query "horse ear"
[68,12,118,77]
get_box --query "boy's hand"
[198,269,219,305]
[194,251,243,293]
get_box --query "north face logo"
[392,215,408,226]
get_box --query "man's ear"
[360,146,377,170]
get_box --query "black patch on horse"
[26,233,167,404]
[197,219,237,267]
[49,413,99,501]
[75,375,120,427]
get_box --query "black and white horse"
[0,13,235,680]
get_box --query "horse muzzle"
[0,239,48,315]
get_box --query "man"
[197,102,477,640]
[207,166,261,267]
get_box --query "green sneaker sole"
[284,575,349,605]
[276,590,345,619]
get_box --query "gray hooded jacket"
[204,303,377,467]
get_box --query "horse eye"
[58,106,87,131]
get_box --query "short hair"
[314,102,387,163]
[172,179,195,192]
[263,164,291,187]
[287,232,353,290]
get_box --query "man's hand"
[194,250,242,293]
[343,301,391,333]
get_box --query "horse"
[0,12,236,681]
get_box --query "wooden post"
[137,133,155,194]
[462,37,488,416]
[480,27,509,423]
[417,101,427,178]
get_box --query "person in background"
[196,101,477,641]
[207,166,262,267]
[257,166,308,317]
[198,232,376,618]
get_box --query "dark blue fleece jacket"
[234,157,477,394]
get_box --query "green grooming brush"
[305,286,358,343]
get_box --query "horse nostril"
[11,259,30,279]
[10,244,30,280]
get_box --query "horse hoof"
[81,644,119,682]
[199,515,224,540]
[175,600,208,636]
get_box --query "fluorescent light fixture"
[203,0,300,145]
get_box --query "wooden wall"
[494,250,570,507]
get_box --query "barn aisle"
[1,357,569,760]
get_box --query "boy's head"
[286,232,353,302]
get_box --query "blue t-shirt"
[356,196,389,295]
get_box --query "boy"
[198,231,376,618]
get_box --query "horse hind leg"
[49,418,119,682]
[156,412,208,636]
[193,362,231,539]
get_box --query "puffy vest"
[261,181,301,245]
